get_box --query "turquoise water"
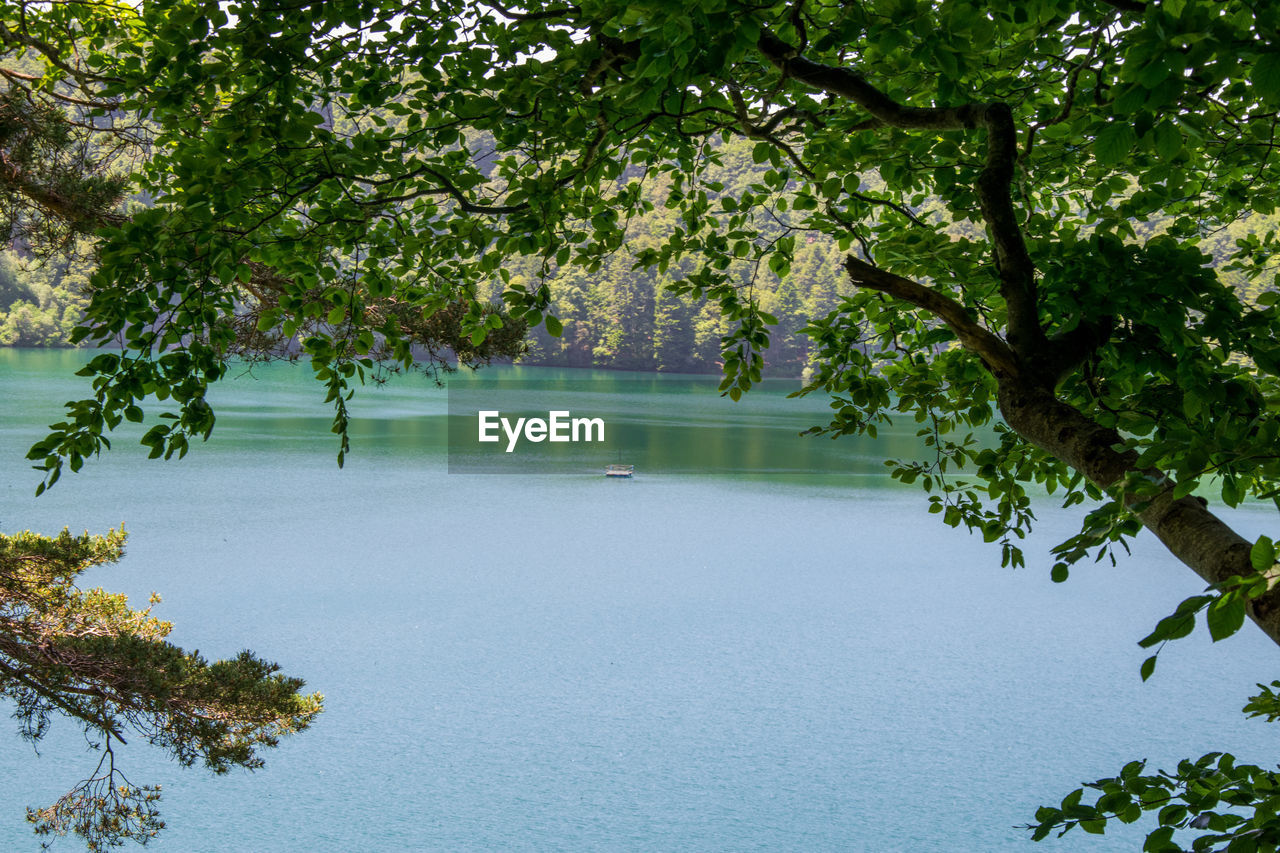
[1,348,1278,851]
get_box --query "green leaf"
[1175,594,1215,616]
[1254,53,1280,104]
[1222,476,1241,507]
[1138,611,1197,648]
[1051,562,1069,583]
[545,315,563,337]
[1207,596,1247,642]
[1152,119,1182,160]
[1251,535,1276,571]
[1138,57,1171,90]
[1141,655,1157,681]
[1144,826,1176,852]
[1095,122,1137,167]
[256,309,282,332]
[1113,83,1150,114]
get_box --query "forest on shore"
[3,134,1275,377]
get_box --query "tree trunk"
[997,379,1280,646]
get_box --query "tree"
[0,34,329,850]
[654,275,700,373]
[0,250,96,346]
[6,0,1280,847]
[0,528,322,850]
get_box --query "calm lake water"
[1,348,1278,851]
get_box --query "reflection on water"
[0,349,936,481]
[445,368,932,477]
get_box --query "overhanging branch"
[843,255,1019,378]
[758,29,1045,360]
[997,381,1280,648]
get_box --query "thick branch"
[998,381,1280,647]
[0,169,125,232]
[483,1,580,22]
[973,102,1042,357]
[758,30,1045,357]
[0,656,127,742]
[0,20,117,86]
[757,30,984,129]
[844,254,1276,646]
[843,255,1019,378]
[1097,0,1146,13]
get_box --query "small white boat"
[604,464,634,478]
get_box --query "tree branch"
[997,381,1280,647]
[843,255,1019,378]
[482,1,580,22]
[0,656,127,743]
[1097,0,1146,13]
[756,29,1045,359]
[0,19,118,86]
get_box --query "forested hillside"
[487,136,850,375]
[2,133,1275,376]
[0,250,92,347]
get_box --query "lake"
[1,348,1277,851]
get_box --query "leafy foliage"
[0,86,126,250]
[5,0,1280,849]
[0,528,322,849]
[0,249,93,346]
[1027,753,1280,852]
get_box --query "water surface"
[1,349,1277,851]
